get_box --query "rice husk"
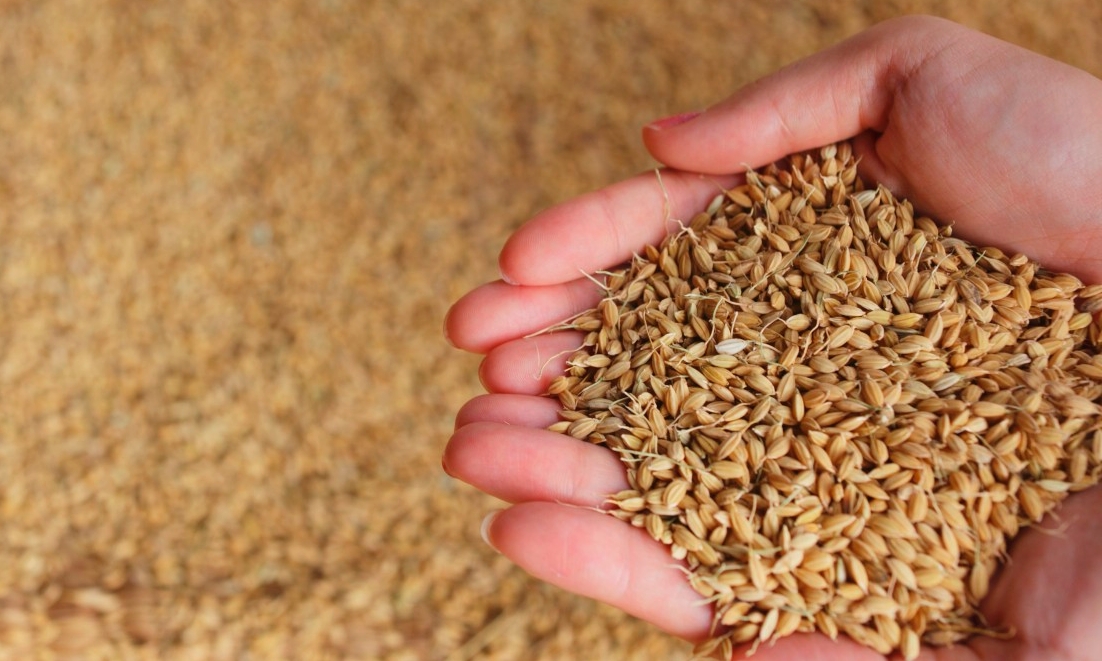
[548,142,1102,659]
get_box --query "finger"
[444,422,627,505]
[499,169,740,287]
[445,278,601,354]
[479,332,583,395]
[483,502,713,640]
[641,15,970,174]
[483,501,902,658]
[454,393,563,430]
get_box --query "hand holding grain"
[445,15,1102,661]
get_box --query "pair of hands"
[444,16,1102,661]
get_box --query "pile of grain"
[548,143,1102,659]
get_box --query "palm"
[444,16,1102,660]
[965,484,1102,661]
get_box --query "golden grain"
[548,143,1102,661]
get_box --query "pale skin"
[443,15,1102,661]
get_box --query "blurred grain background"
[0,1,1097,659]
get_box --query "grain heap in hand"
[546,143,1102,660]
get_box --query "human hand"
[444,15,1102,660]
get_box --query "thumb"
[640,15,970,175]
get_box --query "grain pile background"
[0,2,1098,660]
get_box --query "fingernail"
[646,111,701,131]
[500,270,518,285]
[477,356,489,390]
[480,510,502,550]
[442,307,455,347]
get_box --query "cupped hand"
[444,15,1102,660]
